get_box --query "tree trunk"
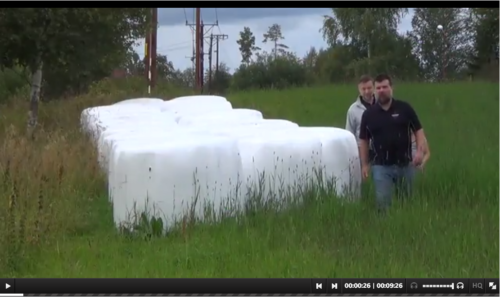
[27,56,43,140]
[367,39,372,74]
[367,40,371,60]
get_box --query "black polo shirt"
[359,98,422,166]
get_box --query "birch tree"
[0,8,149,138]
[321,8,408,60]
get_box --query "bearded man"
[358,74,430,212]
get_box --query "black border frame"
[6,4,499,9]
[4,278,498,294]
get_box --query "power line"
[183,8,188,24]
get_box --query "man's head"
[374,74,393,105]
[357,75,374,101]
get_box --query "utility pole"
[212,34,228,75]
[186,9,218,93]
[151,8,158,90]
[144,33,150,89]
[144,9,158,94]
[208,34,214,94]
[200,23,205,93]
[186,9,204,92]
[195,8,201,91]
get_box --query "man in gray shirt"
[345,75,376,160]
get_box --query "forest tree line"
[0,7,498,102]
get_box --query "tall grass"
[0,79,497,278]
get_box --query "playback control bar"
[1,278,498,294]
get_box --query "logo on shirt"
[391,113,399,118]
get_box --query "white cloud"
[134,9,415,72]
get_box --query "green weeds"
[0,80,497,278]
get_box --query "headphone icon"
[457,282,465,289]
[411,282,418,289]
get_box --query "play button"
[1,280,14,292]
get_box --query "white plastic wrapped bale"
[80,105,155,135]
[97,123,179,172]
[168,95,228,104]
[299,127,361,198]
[97,113,176,128]
[204,127,321,206]
[96,113,177,132]
[241,119,299,129]
[177,109,264,126]
[90,110,176,141]
[192,119,299,134]
[106,132,182,203]
[113,98,165,109]
[94,107,172,122]
[163,96,233,122]
[81,104,157,124]
[111,134,243,232]
[81,106,170,141]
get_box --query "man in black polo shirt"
[358,74,428,212]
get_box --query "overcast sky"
[134,8,414,72]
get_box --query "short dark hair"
[358,75,373,84]
[374,74,392,86]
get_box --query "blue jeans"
[371,165,415,211]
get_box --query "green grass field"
[0,81,498,278]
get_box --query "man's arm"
[358,112,370,167]
[422,139,431,163]
[421,135,430,162]
[345,107,356,136]
[406,103,427,155]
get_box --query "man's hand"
[412,150,423,167]
[416,153,429,171]
[361,164,370,180]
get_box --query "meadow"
[0,80,498,278]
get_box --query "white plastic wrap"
[196,126,320,203]
[111,134,242,230]
[163,97,233,122]
[92,113,176,141]
[235,130,322,203]
[81,105,170,139]
[82,98,361,233]
[113,98,165,108]
[193,119,299,134]
[106,128,222,203]
[168,95,228,104]
[80,105,155,134]
[299,127,361,197]
[97,124,179,171]
[177,109,264,126]
[239,119,299,129]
